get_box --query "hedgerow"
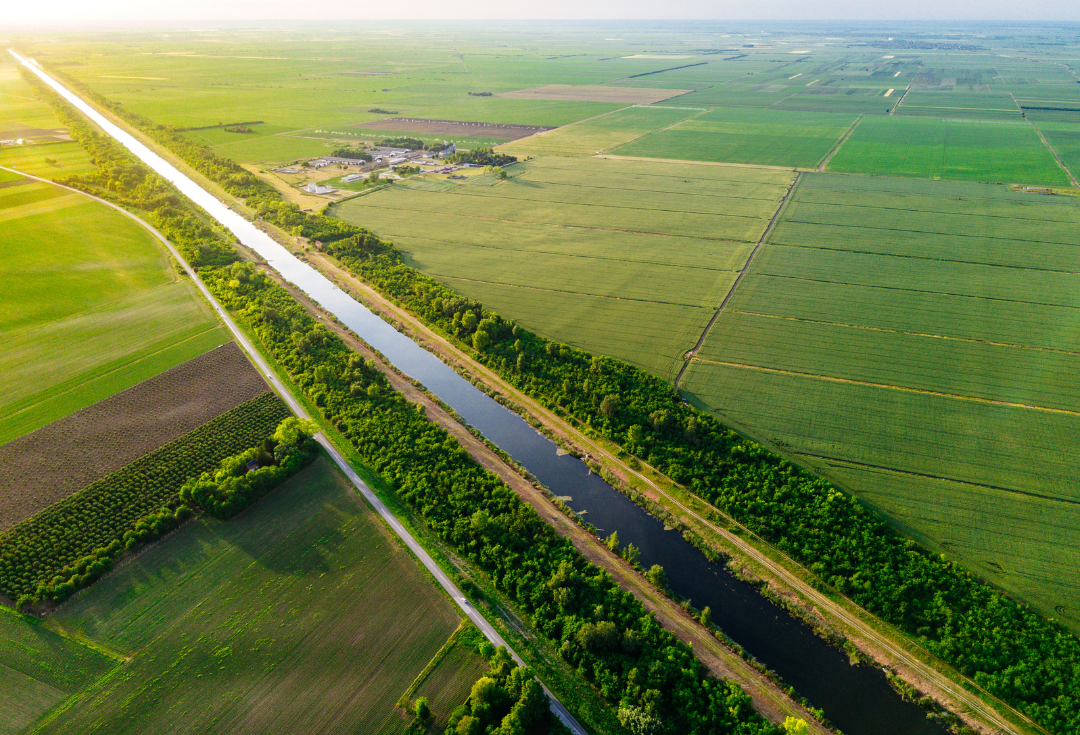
[0,393,289,607]
[202,262,778,735]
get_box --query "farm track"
[674,172,802,388]
[732,309,1080,358]
[299,246,1040,735]
[435,273,724,309]
[689,356,1080,419]
[817,114,863,171]
[0,146,591,734]
[351,202,756,243]
[270,267,829,732]
[797,452,1080,507]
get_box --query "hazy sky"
[6,0,1080,24]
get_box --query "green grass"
[827,114,1070,185]
[611,107,859,168]
[413,637,489,731]
[500,105,697,157]
[0,607,119,735]
[0,180,225,444]
[682,172,1080,627]
[33,457,467,734]
[1037,121,1080,182]
[331,156,791,379]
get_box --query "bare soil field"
[355,117,552,140]
[499,84,692,104]
[0,342,268,531]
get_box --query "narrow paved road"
[0,130,588,735]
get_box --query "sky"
[6,0,1079,24]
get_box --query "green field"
[500,105,695,157]
[827,114,1070,185]
[0,180,228,443]
[0,457,478,734]
[611,107,859,168]
[1037,121,1080,182]
[682,172,1080,627]
[332,156,793,380]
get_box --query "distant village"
[273,142,476,196]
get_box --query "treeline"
[330,147,372,161]
[56,72,1080,733]
[447,147,517,167]
[201,262,779,735]
[180,417,320,518]
[0,394,289,608]
[320,238,1080,733]
[448,646,568,735]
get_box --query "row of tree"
[54,70,1079,734]
[0,394,289,608]
[202,262,780,735]
[319,235,1080,734]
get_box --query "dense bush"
[58,71,1080,733]
[180,417,320,518]
[0,393,290,607]
[446,147,517,167]
[447,647,567,735]
[202,263,777,735]
[319,237,1080,734]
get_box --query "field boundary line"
[15,56,589,734]
[347,202,757,243]
[816,114,863,171]
[1027,119,1080,187]
[595,153,806,173]
[599,105,710,155]
[689,356,1080,418]
[674,172,802,388]
[771,240,1080,276]
[795,453,1080,507]
[396,621,468,709]
[731,309,1080,358]
[503,174,787,204]
[372,233,744,273]
[436,274,723,309]
[753,272,1080,312]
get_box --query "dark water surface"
[26,53,942,734]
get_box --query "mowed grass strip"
[500,105,698,157]
[818,460,1080,635]
[0,608,118,735]
[611,107,859,168]
[827,114,1070,185]
[40,458,464,735]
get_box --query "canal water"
[17,51,944,735]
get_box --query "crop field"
[357,117,551,140]
[0,392,291,603]
[896,89,1023,119]
[498,84,691,104]
[499,105,698,157]
[610,107,859,168]
[681,172,1080,626]
[0,178,228,442]
[827,114,1070,185]
[30,457,466,735]
[0,343,269,531]
[1036,121,1080,181]
[413,636,489,731]
[333,156,792,379]
[0,607,119,735]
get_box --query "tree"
[368,170,380,182]
[605,531,620,553]
[646,565,667,590]
[600,394,619,419]
[414,696,431,723]
[627,425,645,444]
[783,717,809,735]
[473,329,492,351]
[700,606,712,628]
[622,542,640,566]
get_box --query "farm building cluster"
[281,143,476,196]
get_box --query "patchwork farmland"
[681,172,1080,626]
[332,156,794,380]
